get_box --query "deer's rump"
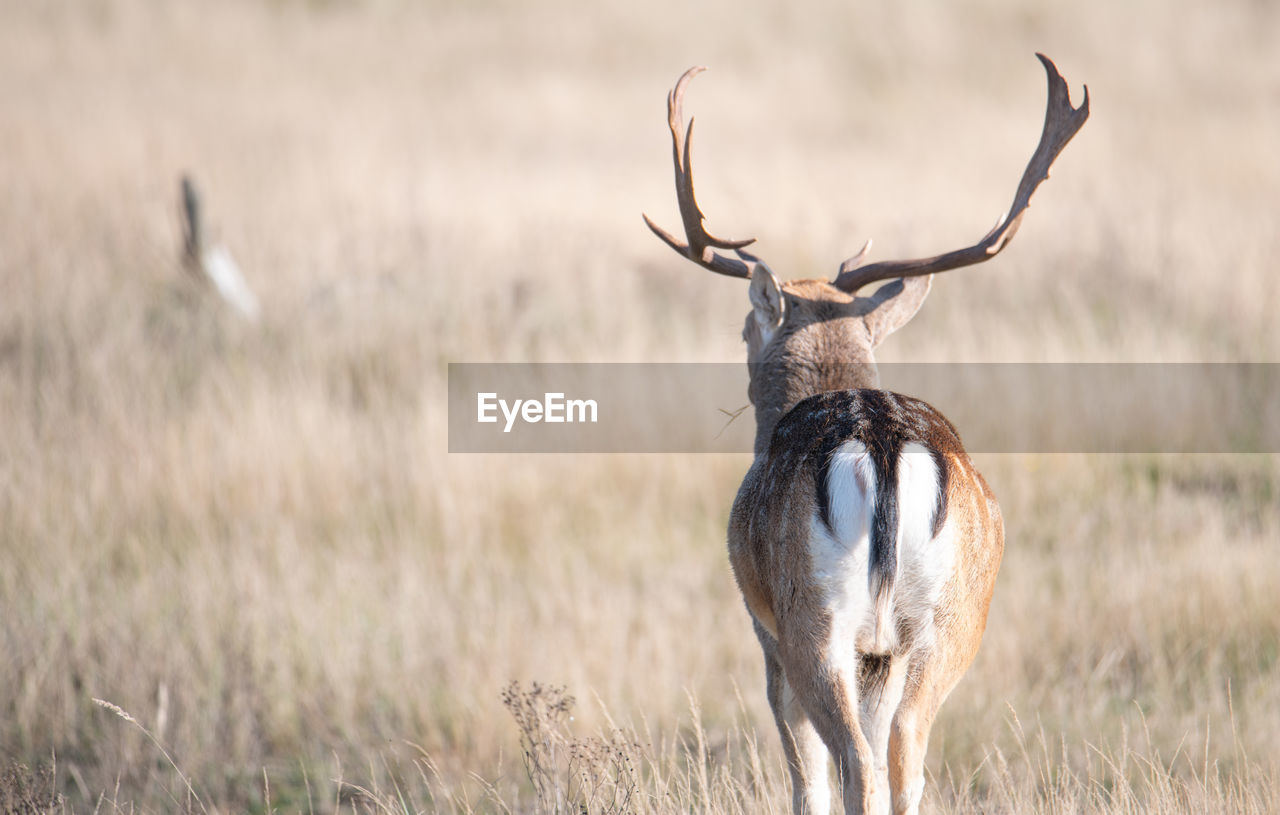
[730,389,965,657]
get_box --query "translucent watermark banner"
[447,363,1280,454]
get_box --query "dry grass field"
[2,0,1278,812]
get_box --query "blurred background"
[2,0,1277,811]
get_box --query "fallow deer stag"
[643,55,1088,815]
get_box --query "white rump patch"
[892,443,953,652]
[809,440,953,660]
[823,440,877,550]
[896,443,940,553]
[809,440,875,669]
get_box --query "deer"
[643,55,1088,815]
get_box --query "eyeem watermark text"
[477,392,599,433]
[450,363,1280,453]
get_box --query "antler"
[832,53,1090,293]
[643,67,758,279]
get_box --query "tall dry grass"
[2,0,1278,812]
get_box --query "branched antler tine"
[641,212,692,256]
[837,239,874,276]
[679,119,755,252]
[643,66,757,280]
[833,54,1089,293]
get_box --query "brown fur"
[727,274,1004,815]
[644,57,1085,813]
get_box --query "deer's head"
[643,58,1088,453]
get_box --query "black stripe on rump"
[929,447,949,538]
[861,391,902,605]
[782,389,955,550]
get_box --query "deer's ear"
[864,275,932,346]
[748,265,785,343]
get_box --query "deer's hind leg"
[886,672,940,815]
[776,628,878,815]
[858,654,910,815]
[759,622,831,815]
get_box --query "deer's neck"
[749,352,880,456]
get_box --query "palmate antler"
[644,55,1090,292]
